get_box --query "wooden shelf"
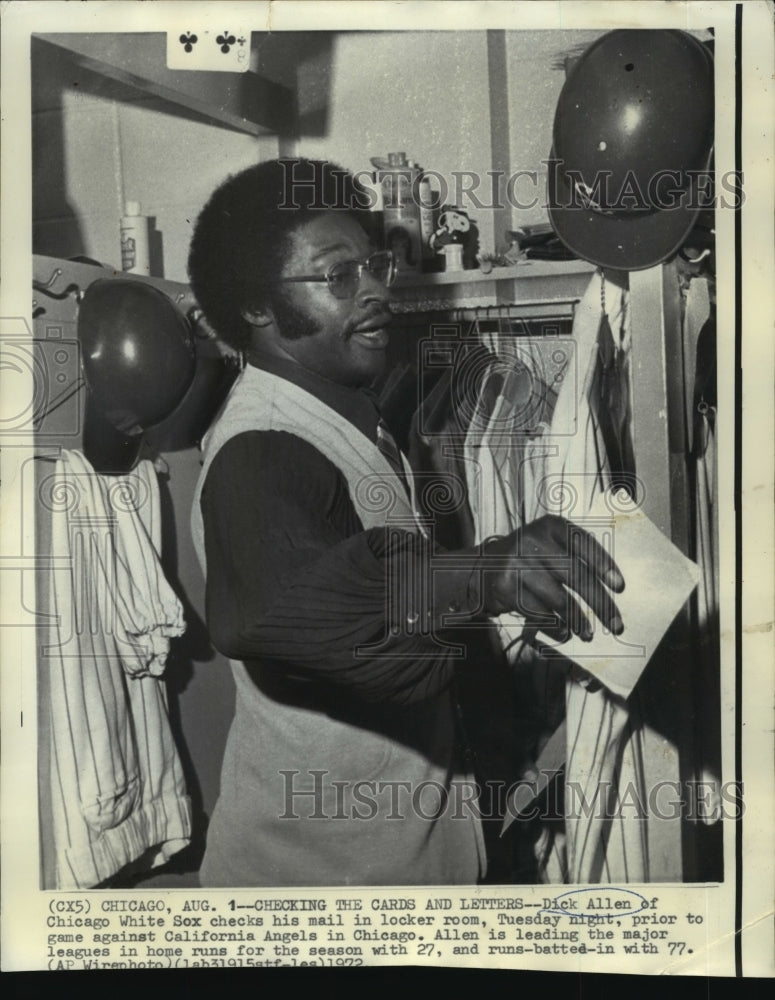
[391,258,596,313]
[32,254,597,333]
[34,33,294,136]
[394,258,595,288]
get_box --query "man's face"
[268,212,393,388]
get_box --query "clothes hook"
[32,277,83,302]
[35,266,63,291]
[152,453,171,477]
[187,306,218,341]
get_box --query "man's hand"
[476,515,624,643]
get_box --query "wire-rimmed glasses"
[278,250,396,300]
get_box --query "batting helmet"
[548,30,714,270]
[77,279,196,473]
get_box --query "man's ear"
[241,304,274,329]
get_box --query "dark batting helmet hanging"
[77,279,196,473]
[548,29,714,270]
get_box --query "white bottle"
[442,243,464,271]
[120,201,151,275]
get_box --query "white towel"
[44,451,191,889]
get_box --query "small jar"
[441,243,464,271]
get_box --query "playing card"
[167,26,251,72]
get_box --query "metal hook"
[36,266,63,291]
[32,278,83,302]
[187,306,219,341]
[152,453,171,477]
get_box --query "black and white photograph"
[1,0,773,977]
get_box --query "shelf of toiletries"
[390,258,596,313]
[33,253,596,324]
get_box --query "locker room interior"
[29,28,721,889]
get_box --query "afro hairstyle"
[187,158,375,351]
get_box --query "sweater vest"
[191,364,485,887]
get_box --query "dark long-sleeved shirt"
[200,351,485,707]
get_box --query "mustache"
[343,309,394,339]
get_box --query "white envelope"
[527,488,701,700]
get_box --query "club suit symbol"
[216,31,236,54]
[178,32,198,54]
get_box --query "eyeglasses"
[278,250,396,300]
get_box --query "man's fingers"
[543,516,625,594]
[515,573,593,643]
[570,525,624,593]
[536,620,573,644]
[495,571,561,631]
[568,548,624,635]
[487,520,625,634]
[557,589,593,641]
